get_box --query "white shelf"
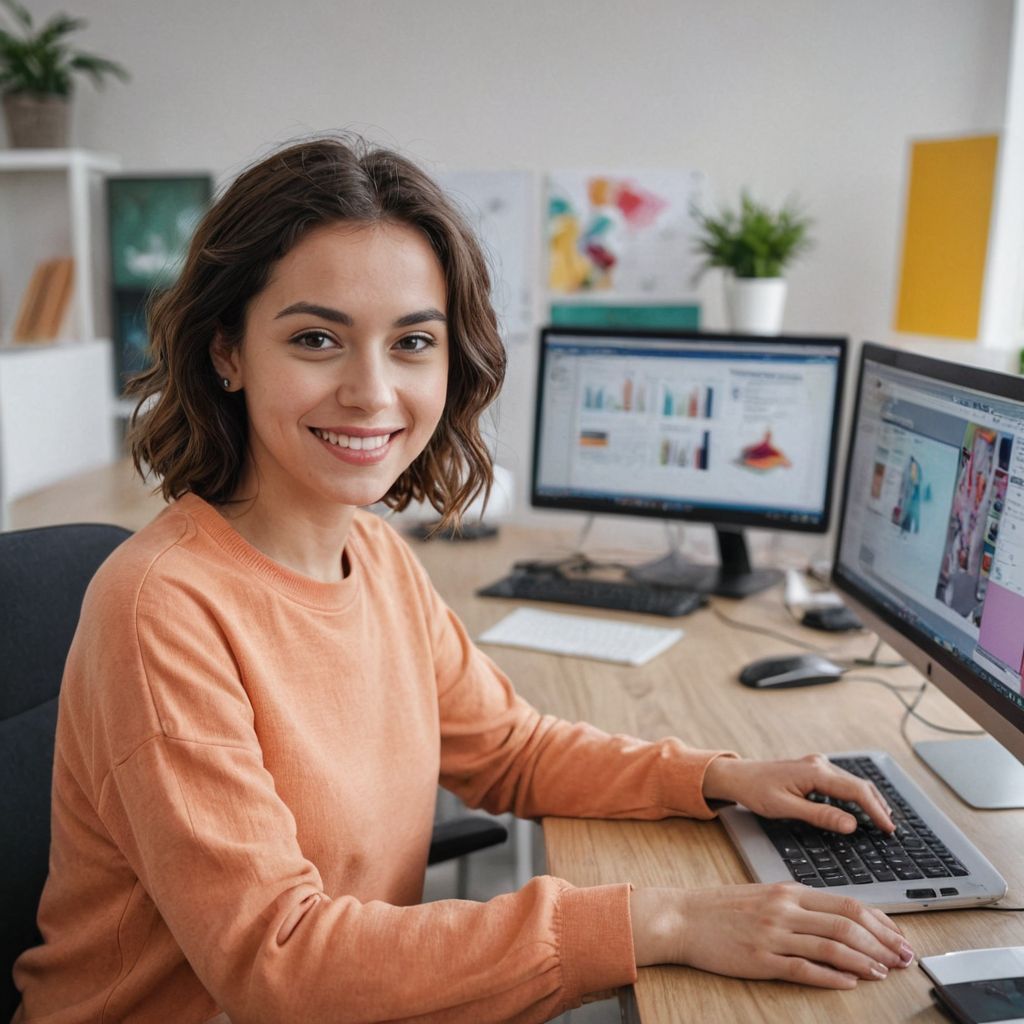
[0,148,123,345]
[0,148,121,175]
[0,154,125,526]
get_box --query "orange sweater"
[14,495,728,1023]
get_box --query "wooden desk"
[12,462,1023,1022]
[409,523,1024,1024]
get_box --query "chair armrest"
[428,816,509,865]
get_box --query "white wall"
[7,0,1014,530]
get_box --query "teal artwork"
[550,303,701,330]
[108,177,212,289]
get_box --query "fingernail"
[870,962,888,979]
[899,944,915,965]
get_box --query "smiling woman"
[129,136,504,536]
[205,221,452,577]
[13,136,913,1024]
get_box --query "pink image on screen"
[978,581,1024,687]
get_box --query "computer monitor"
[531,327,847,596]
[833,341,1024,808]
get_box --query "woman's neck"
[215,477,356,584]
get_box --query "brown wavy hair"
[127,134,506,530]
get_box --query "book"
[11,258,75,343]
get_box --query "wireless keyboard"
[476,571,706,617]
[478,607,683,666]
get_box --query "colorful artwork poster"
[546,169,706,298]
[437,170,535,340]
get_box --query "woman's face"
[212,221,449,514]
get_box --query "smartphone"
[920,947,1024,1024]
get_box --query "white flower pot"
[725,276,787,335]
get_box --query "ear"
[209,332,243,389]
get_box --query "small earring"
[221,378,231,390]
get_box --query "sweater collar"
[174,493,361,612]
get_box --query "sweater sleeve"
[91,583,636,1024]
[397,542,735,822]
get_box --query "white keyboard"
[478,607,683,666]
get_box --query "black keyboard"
[476,571,706,617]
[759,756,969,888]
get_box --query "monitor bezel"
[530,326,848,534]
[831,341,1024,762]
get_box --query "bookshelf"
[0,149,123,527]
[0,148,121,344]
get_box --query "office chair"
[0,522,507,1019]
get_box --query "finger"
[782,934,890,981]
[796,906,907,969]
[777,793,860,834]
[806,769,895,833]
[768,953,859,990]
[795,890,907,959]
[864,906,914,966]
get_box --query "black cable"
[711,604,827,652]
[842,674,986,738]
[712,604,909,668]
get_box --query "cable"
[841,674,986,740]
[712,605,909,669]
[711,604,826,652]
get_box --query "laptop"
[719,750,1007,913]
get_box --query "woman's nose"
[335,352,394,413]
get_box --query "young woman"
[14,136,913,1023]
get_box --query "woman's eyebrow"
[275,301,353,325]
[392,308,448,328]
[273,303,447,328]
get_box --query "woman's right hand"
[629,883,914,989]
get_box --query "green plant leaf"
[37,13,87,47]
[69,53,129,86]
[691,190,814,281]
[0,0,33,32]
[0,3,127,96]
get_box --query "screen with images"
[532,329,845,530]
[837,352,1024,710]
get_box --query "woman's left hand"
[702,754,895,834]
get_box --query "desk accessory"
[921,946,1024,1023]
[691,191,814,335]
[477,569,704,617]
[738,653,843,689]
[800,605,863,632]
[719,750,1007,913]
[478,607,683,666]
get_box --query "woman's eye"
[394,334,435,353]
[293,330,337,351]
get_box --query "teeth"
[313,428,390,451]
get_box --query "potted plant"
[692,191,813,335]
[0,0,128,148]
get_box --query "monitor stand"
[914,736,1024,809]
[626,525,782,598]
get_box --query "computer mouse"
[738,653,844,689]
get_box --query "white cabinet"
[0,149,123,526]
[0,339,117,526]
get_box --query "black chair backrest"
[0,523,130,1019]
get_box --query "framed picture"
[107,175,213,392]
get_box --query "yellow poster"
[895,134,999,340]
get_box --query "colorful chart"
[738,431,792,472]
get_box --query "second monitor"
[531,327,847,597]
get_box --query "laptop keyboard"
[758,756,969,888]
